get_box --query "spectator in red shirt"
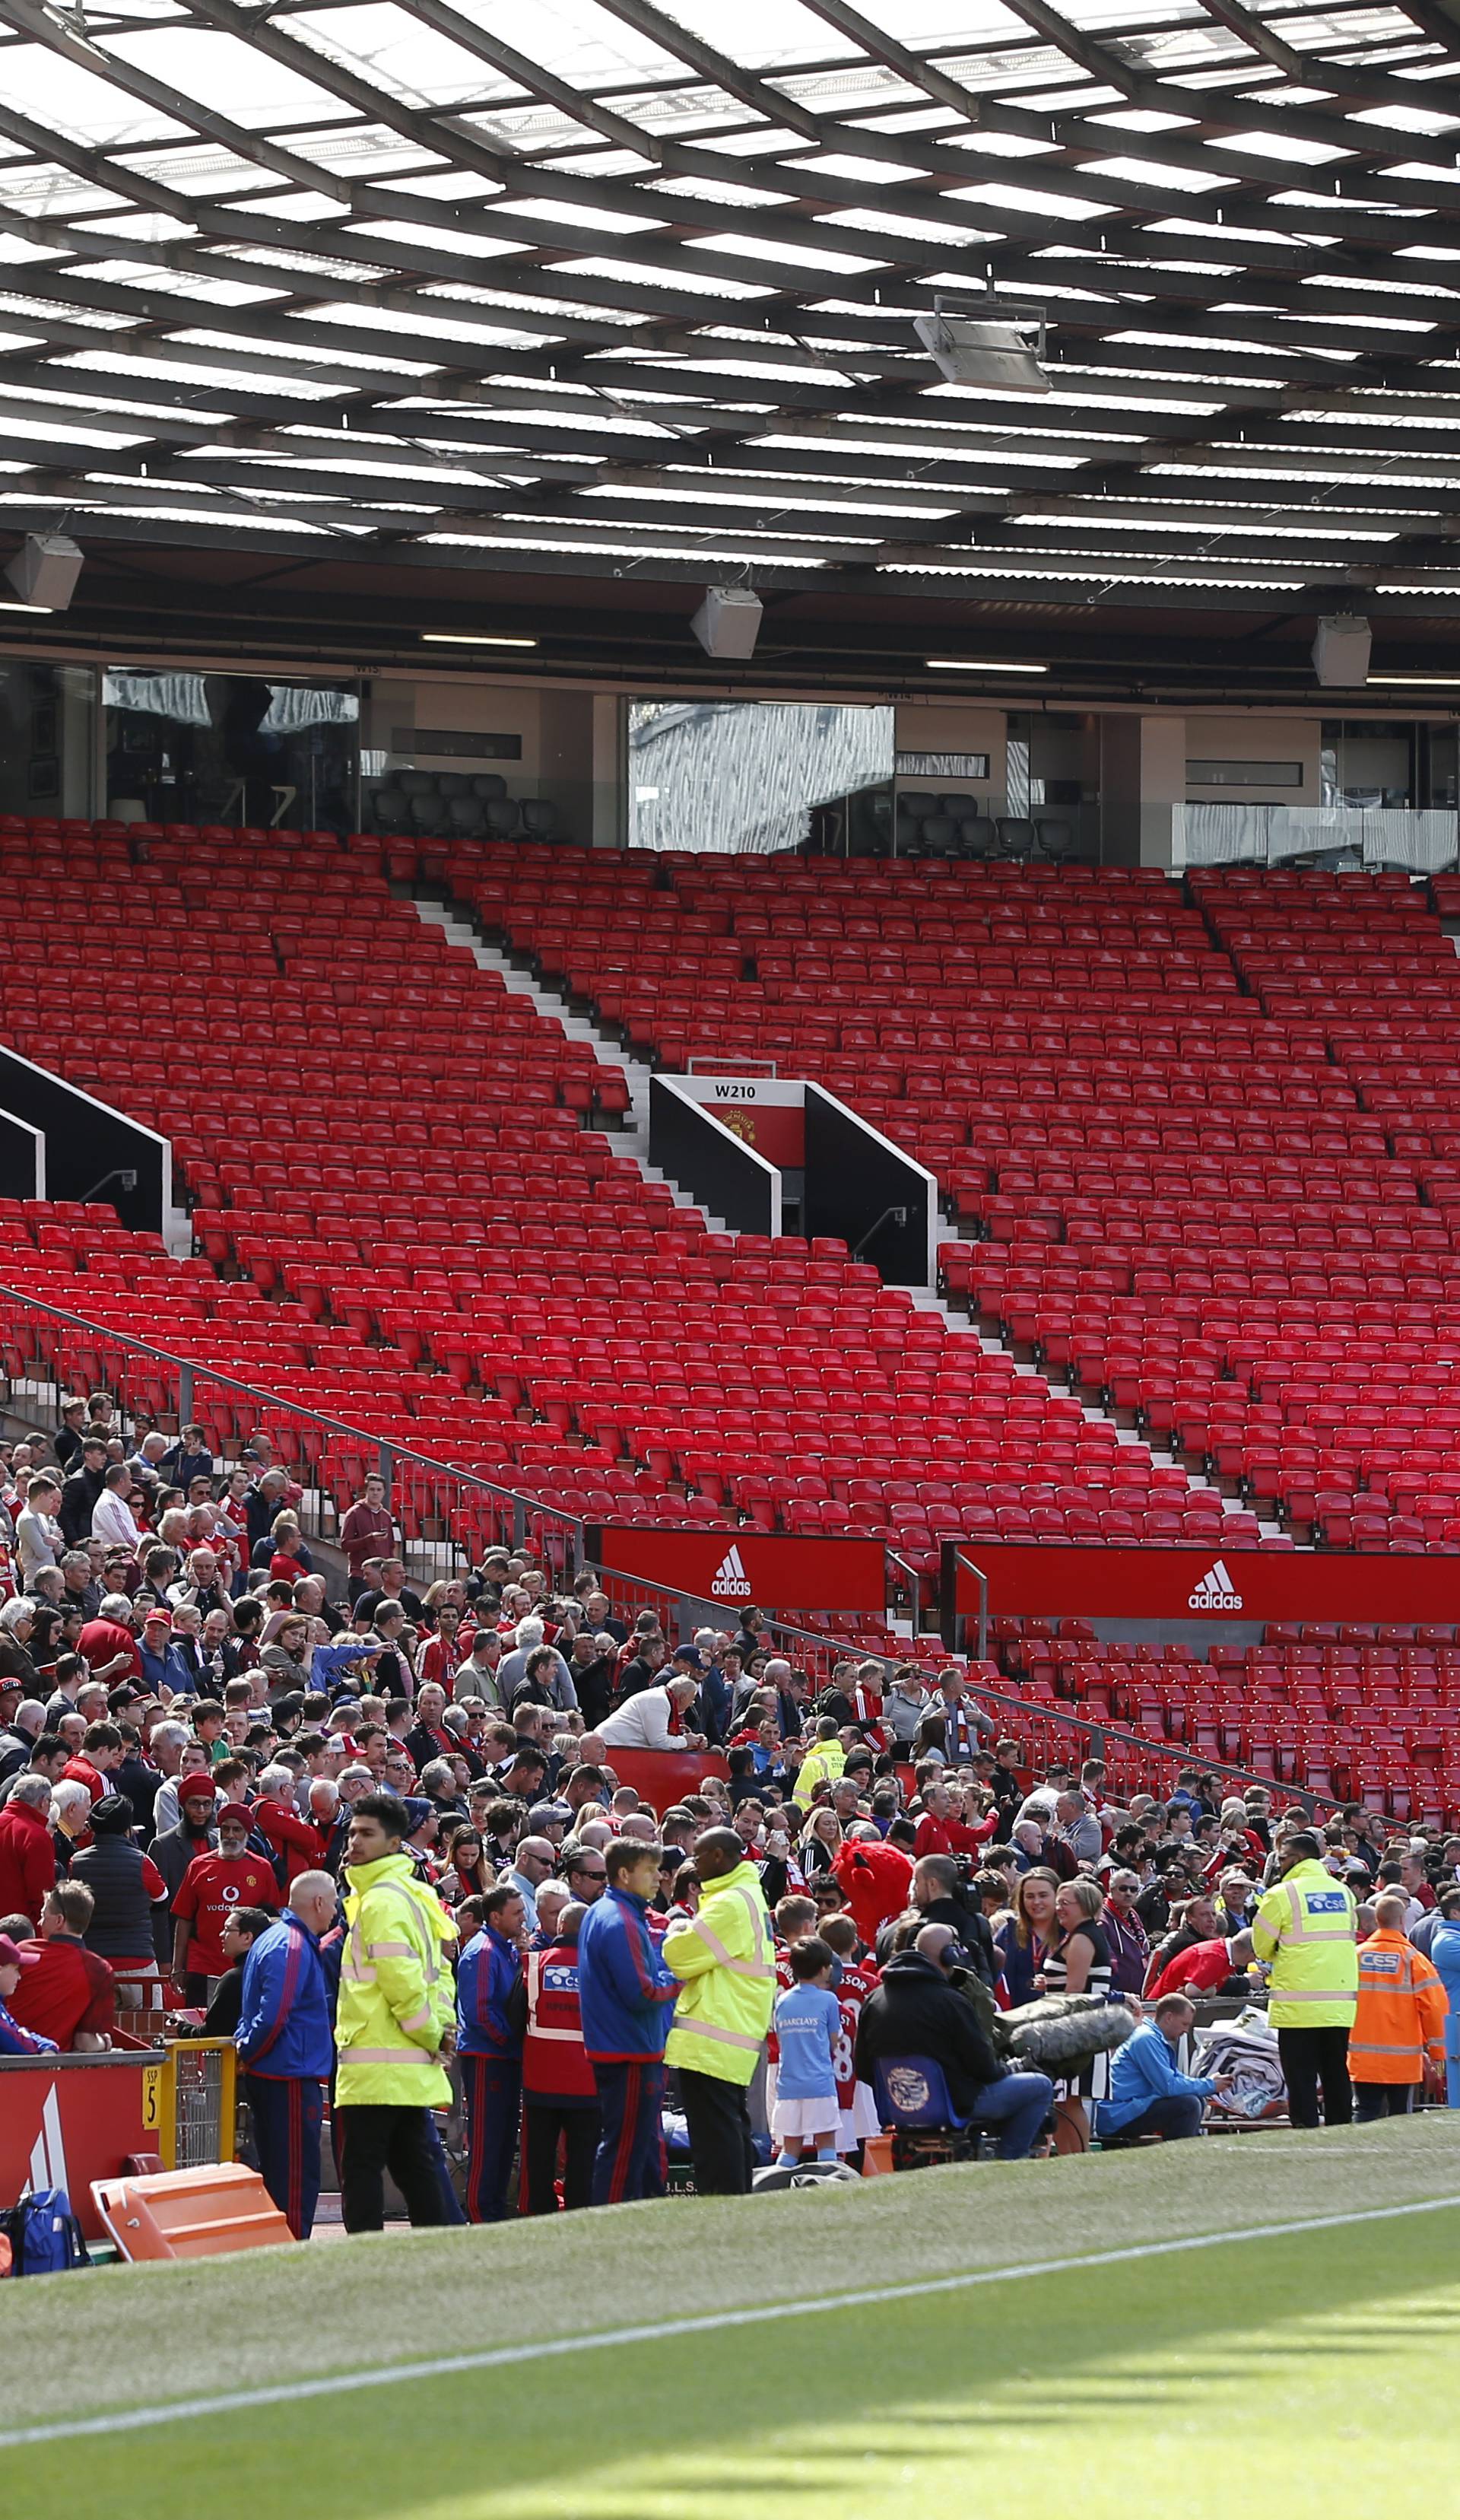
[831,1826,916,1943]
[0,1772,56,1924]
[8,1881,116,2049]
[251,1765,329,1889]
[171,1806,278,1997]
[60,1719,125,1807]
[912,1781,997,1863]
[338,1476,398,1592]
[1145,1928,1256,2004]
[78,1594,141,1685]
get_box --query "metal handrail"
[0,1277,582,1557]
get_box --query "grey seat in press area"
[519,799,560,836]
[471,773,508,801]
[959,815,998,858]
[372,787,408,831]
[408,792,444,834]
[940,792,979,821]
[998,816,1037,860]
[436,771,469,798]
[1037,818,1077,860]
[900,790,937,821]
[918,815,957,856]
[397,768,435,798]
[447,795,485,834]
[485,797,521,837]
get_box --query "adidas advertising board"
[1187,1559,1243,1613]
[582,1527,888,1613]
[941,1540,1460,1628]
[710,1544,752,1600]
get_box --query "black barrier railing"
[0,1282,584,1584]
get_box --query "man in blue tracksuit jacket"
[235,1873,338,2237]
[1100,1997,1231,2141]
[455,1882,526,2223]
[577,1840,680,2206]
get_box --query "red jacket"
[912,1811,997,1862]
[0,1795,56,1926]
[60,1755,107,1805]
[251,1797,328,1889]
[522,1937,596,2101]
[1146,1937,1243,2002]
[831,1839,914,1943]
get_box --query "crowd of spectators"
[0,1391,1457,2239]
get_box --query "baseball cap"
[528,1800,572,1830]
[402,1796,436,1832]
[672,1645,706,1672]
[0,1934,37,1969]
[142,1606,172,1628]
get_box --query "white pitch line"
[6,2191,1460,2452]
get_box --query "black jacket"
[875,1891,996,1985]
[854,1952,1008,2116]
[59,1466,105,1546]
[917,1891,998,1988]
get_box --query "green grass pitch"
[5,2116,1460,2518]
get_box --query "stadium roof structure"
[9,0,1460,692]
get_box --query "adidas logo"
[710,1543,752,1600]
[1188,1558,1243,1613]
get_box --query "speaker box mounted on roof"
[1312,614,1371,689]
[5,532,84,612]
[690,585,763,661]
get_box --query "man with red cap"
[170,1804,278,2001]
[0,1932,56,2055]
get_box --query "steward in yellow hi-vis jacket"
[1252,1831,1358,2130]
[662,1829,776,2194]
[334,1794,457,2232]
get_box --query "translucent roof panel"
[0,0,1457,609]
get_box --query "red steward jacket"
[523,1937,596,2102]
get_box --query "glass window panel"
[627,698,893,851]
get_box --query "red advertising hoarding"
[943,1541,1460,1625]
[0,2052,163,2240]
[586,1526,887,1613]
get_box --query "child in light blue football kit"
[770,1936,841,2166]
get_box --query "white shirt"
[15,1508,61,1585]
[90,1489,142,1552]
[597,1685,684,1751]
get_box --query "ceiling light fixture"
[912,294,1051,396]
[1368,672,1460,686]
[0,598,54,615]
[925,657,1049,673]
[419,632,538,647]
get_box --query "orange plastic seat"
[92,2162,293,2260]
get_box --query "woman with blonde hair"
[1039,1874,1114,2153]
[798,1804,843,1879]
